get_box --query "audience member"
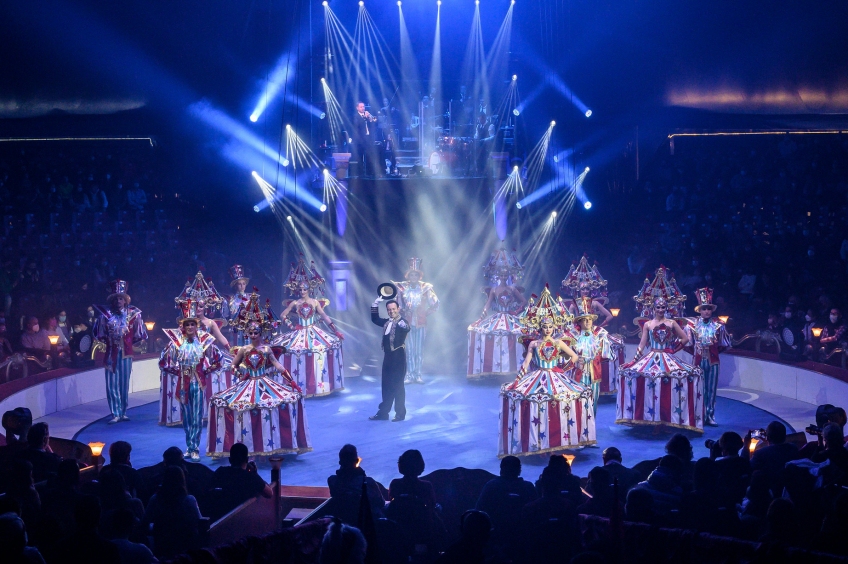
[386,449,443,557]
[475,455,536,534]
[387,449,437,507]
[713,432,751,506]
[0,512,46,564]
[210,443,272,515]
[631,455,685,517]
[749,421,799,495]
[3,459,41,533]
[534,455,584,506]
[436,510,491,564]
[0,322,14,359]
[578,467,622,518]
[16,423,61,482]
[66,495,121,562]
[127,183,148,211]
[101,440,143,498]
[141,446,214,503]
[318,518,366,564]
[97,467,145,538]
[111,508,158,564]
[43,316,69,351]
[811,423,848,485]
[679,458,723,533]
[326,444,385,525]
[20,317,50,352]
[594,447,640,501]
[143,466,202,558]
[624,487,655,525]
[521,464,580,562]
[820,308,847,354]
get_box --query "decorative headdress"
[573,296,598,323]
[633,266,686,318]
[518,285,571,335]
[284,256,325,297]
[175,272,224,310]
[228,264,249,288]
[177,299,201,325]
[483,249,524,285]
[561,256,608,303]
[107,279,131,303]
[230,289,276,334]
[693,287,716,312]
[405,257,423,278]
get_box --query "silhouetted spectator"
[595,447,640,501]
[97,467,144,538]
[713,432,751,506]
[101,440,142,499]
[87,184,108,211]
[811,423,848,486]
[737,471,773,540]
[749,421,798,496]
[66,495,121,562]
[521,465,580,562]
[111,508,157,564]
[534,455,584,506]
[0,512,46,564]
[16,423,61,483]
[211,443,272,516]
[326,444,385,525]
[127,183,148,211]
[38,459,83,560]
[319,519,366,564]
[0,323,13,359]
[820,308,847,354]
[3,459,41,533]
[476,455,536,534]
[436,510,491,564]
[632,455,684,517]
[578,467,622,518]
[141,446,213,504]
[760,498,799,547]
[143,466,201,558]
[817,491,848,555]
[388,449,437,507]
[624,488,655,524]
[679,458,722,533]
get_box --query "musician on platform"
[474,112,496,175]
[352,101,377,177]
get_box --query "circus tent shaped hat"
[230,290,277,334]
[107,279,131,303]
[694,287,716,312]
[483,249,524,284]
[175,271,224,309]
[284,256,325,296]
[177,299,202,325]
[405,257,423,278]
[561,256,608,303]
[519,285,572,335]
[228,264,249,288]
[633,265,687,318]
[573,296,599,323]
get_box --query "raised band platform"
[0,346,828,487]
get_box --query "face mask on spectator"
[785,312,793,319]
[831,315,839,323]
[58,315,67,322]
[806,315,812,322]
[31,324,39,332]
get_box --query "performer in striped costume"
[571,297,614,415]
[159,299,226,460]
[92,280,147,424]
[394,258,439,384]
[499,287,595,457]
[209,291,311,457]
[224,264,251,346]
[685,287,731,426]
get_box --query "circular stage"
[75,373,790,486]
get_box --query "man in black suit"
[749,421,799,495]
[370,296,410,421]
[352,101,376,177]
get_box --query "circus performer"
[208,293,311,457]
[159,300,227,460]
[93,280,148,424]
[467,250,527,379]
[617,296,704,432]
[160,273,233,427]
[225,264,251,346]
[571,297,614,413]
[561,256,613,327]
[275,257,344,397]
[394,257,439,384]
[499,287,595,457]
[685,287,731,426]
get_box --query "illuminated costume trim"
[393,257,439,383]
[684,287,731,426]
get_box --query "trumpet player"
[352,101,378,177]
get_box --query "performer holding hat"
[159,299,227,460]
[369,295,411,421]
[685,287,731,426]
[393,258,439,384]
[92,280,148,424]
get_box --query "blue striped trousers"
[179,380,204,453]
[105,353,132,418]
[406,327,426,379]
[701,359,720,420]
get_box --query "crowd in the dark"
[3,403,848,563]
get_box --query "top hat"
[694,287,716,312]
[107,280,131,304]
[228,264,250,288]
[405,257,423,278]
[573,296,598,323]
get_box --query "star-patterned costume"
[207,346,311,457]
[273,257,344,397]
[92,280,148,421]
[684,288,731,426]
[499,340,596,457]
[468,250,526,379]
[394,257,439,383]
[617,323,704,432]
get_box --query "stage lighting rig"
[322,1,328,6]
[512,74,517,81]
[550,120,556,127]
[551,211,557,218]
[320,112,327,119]
[584,201,592,210]
[585,109,593,118]
[320,204,327,212]
[359,1,364,6]
[512,109,520,116]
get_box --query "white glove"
[372,298,382,307]
[398,320,408,330]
